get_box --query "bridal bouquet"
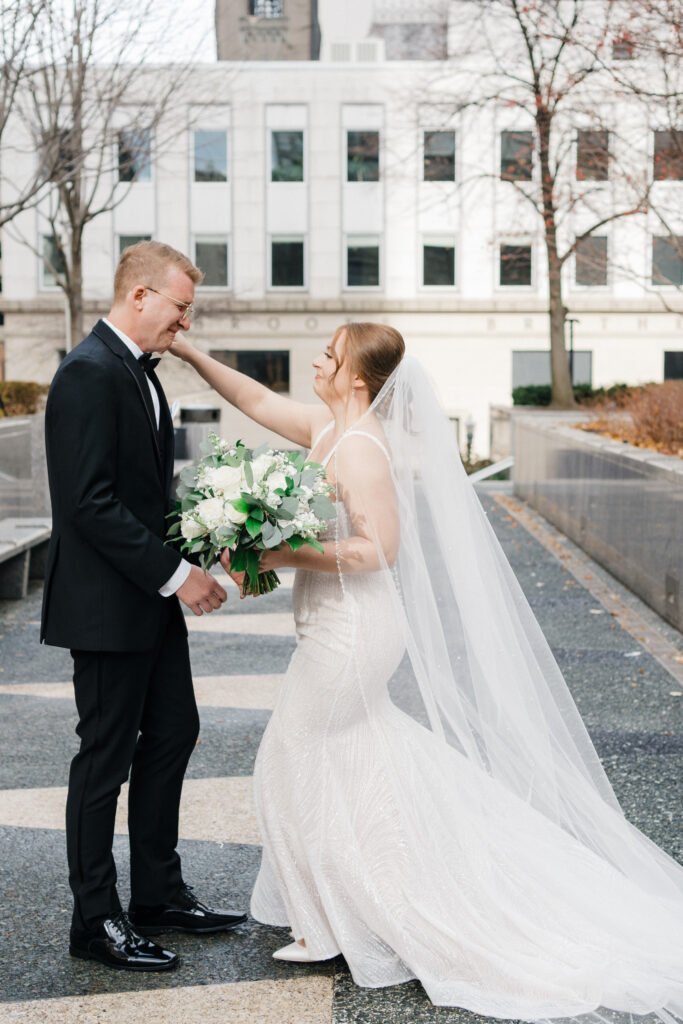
[167,433,336,596]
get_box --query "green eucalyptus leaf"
[263,526,282,549]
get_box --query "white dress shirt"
[102,318,191,598]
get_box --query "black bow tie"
[139,353,161,377]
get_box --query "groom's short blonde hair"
[114,240,204,300]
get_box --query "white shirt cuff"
[159,558,192,597]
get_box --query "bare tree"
[6,0,208,349]
[419,0,670,406]
[0,2,55,227]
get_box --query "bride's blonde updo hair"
[331,322,405,403]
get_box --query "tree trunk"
[537,106,575,408]
[548,253,574,407]
[69,237,83,350]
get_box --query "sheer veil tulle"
[328,354,683,1024]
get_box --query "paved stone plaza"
[0,485,681,1023]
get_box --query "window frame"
[573,234,609,289]
[652,129,683,182]
[651,235,683,287]
[39,233,66,291]
[421,235,457,289]
[269,235,307,290]
[498,240,534,289]
[422,130,456,183]
[193,129,229,184]
[117,126,153,184]
[270,129,305,184]
[576,129,610,182]
[209,348,290,393]
[344,234,382,290]
[499,129,535,182]
[346,129,381,183]
[194,234,230,290]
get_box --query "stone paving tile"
[2,977,334,1024]
[0,698,269,789]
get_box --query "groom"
[41,241,246,971]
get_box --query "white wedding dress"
[249,364,683,1022]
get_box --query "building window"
[118,128,151,182]
[347,131,379,182]
[119,234,151,255]
[271,238,305,287]
[347,235,380,287]
[424,131,455,181]
[576,130,609,181]
[423,240,455,286]
[196,237,228,287]
[513,350,592,388]
[612,35,634,60]
[194,130,227,182]
[500,130,533,181]
[41,235,66,288]
[653,130,683,180]
[271,131,304,182]
[664,351,683,380]
[575,236,608,286]
[500,243,532,286]
[249,0,283,16]
[652,236,683,285]
[210,349,289,392]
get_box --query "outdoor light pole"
[465,414,475,467]
[566,317,579,386]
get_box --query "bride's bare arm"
[170,336,320,448]
[251,437,399,575]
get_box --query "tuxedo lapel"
[149,370,175,491]
[92,320,163,476]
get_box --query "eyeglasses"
[145,286,194,322]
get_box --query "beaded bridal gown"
[249,362,683,1023]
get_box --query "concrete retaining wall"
[513,415,683,631]
[0,415,50,519]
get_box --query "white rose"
[250,453,273,483]
[225,501,249,525]
[181,516,206,541]
[206,465,243,501]
[266,491,283,508]
[195,496,228,531]
[266,470,288,494]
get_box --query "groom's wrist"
[159,559,192,597]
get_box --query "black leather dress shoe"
[69,911,179,971]
[129,884,248,935]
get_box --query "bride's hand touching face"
[169,336,195,361]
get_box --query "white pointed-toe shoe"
[272,940,319,962]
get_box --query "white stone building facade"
[1,46,682,456]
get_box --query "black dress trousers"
[66,598,199,936]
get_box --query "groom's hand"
[176,566,227,616]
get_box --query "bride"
[170,323,683,1023]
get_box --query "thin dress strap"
[323,429,391,467]
[308,419,334,459]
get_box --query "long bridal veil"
[327,354,683,1023]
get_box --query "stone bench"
[0,517,52,600]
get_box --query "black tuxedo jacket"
[41,319,186,652]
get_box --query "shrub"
[577,381,683,456]
[0,381,50,417]
[512,383,600,406]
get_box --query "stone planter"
[513,414,683,630]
